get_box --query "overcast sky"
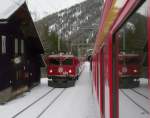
[27,0,86,20]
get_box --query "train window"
[2,35,6,54]
[49,58,60,65]
[119,56,141,65]
[15,38,18,54]
[101,47,105,117]
[97,54,100,102]
[114,1,150,117]
[62,58,72,65]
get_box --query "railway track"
[121,89,149,115]
[11,88,56,118]
[131,88,150,100]
[12,88,65,118]
[36,88,65,118]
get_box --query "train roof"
[93,0,128,54]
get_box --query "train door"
[100,47,105,118]
[114,1,150,118]
[112,34,119,118]
[95,56,97,92]
[97,53,100,102]
[96,55,99,100]
[94,56,97,90]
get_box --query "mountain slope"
[36,0,102,54]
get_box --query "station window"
[2,35,6,54]
[15,38,18,54]
[21,40,24,54]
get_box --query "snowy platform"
[0,62,100,118]
[119,79,150,118]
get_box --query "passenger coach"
[92,0,150,118]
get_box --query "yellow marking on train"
[94,0,124,53]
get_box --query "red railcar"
[47,54,80,87]
[118,53,141,88]
[92,0,150,118]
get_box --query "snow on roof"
[0,0,25,20]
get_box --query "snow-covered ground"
[0,62,100,118]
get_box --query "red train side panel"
[92,0,150,118]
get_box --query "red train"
[92,0,150,118]
[118,53,141,88]
[47,54,80,87]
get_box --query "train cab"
[47,54,80,87]
[118,53,141,88]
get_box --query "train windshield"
[49,58,73,65]
[62,58,73,65]
[49,58,60,65]
[119,57,140,65]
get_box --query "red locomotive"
[118,53,141,88]
[47,54,80,87]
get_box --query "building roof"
[0,0,25,20]
[0,1,44,54]
[0,0,45,66]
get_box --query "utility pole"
[58,34,60,53]
[58,24,63,53]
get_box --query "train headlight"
[133,69,137,73]
[69,69,72,73]
[49,69,53,73]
